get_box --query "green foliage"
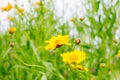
[0,0,120,80]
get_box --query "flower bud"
[10,42,15,47]
[9,27,16,34]
[75,39,81,44]
[100,63,106,68]
[80,17,84,21]
[113,39,118,43]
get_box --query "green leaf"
[41,73,47,80]
[81,44,91,49]
[30,40,40,62]
[42,61,55,72]
[2,47,12,59]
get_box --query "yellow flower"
[117,50,120,58]
[9,27,16,34]
[45,35,70,50]
[34,1,41,6]
[1,3,13,11]
[61,50,86,64]
[17,8,24,14]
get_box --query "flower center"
[55,40,62,48]
[69,55,77,62]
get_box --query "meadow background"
[0,0,120,80]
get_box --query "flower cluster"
[45,35,87,71]
[45,35,71,50]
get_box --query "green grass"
[0,0,120,80]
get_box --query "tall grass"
[0,0,120,80]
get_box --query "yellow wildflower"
[17,8,24,14]
[1,3,13,11]
[117,50,120,58]
[34,1,41,6]
[45,35,70,50]
[9,27,16,34]
[61,50,86,64]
